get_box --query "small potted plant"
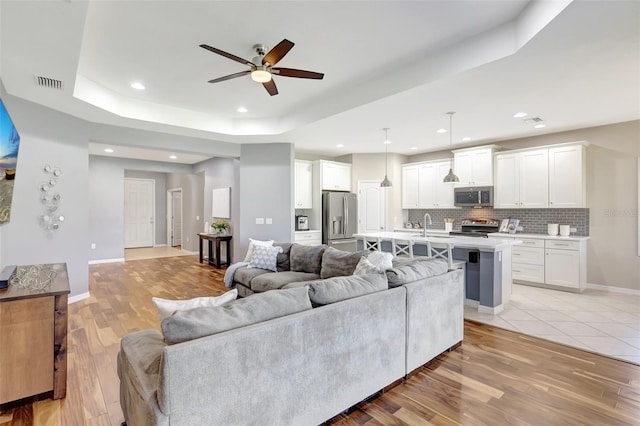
[210,219,230,236]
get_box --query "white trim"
[465,299,479,308]
[89,258,125,264]
[153,244,167,247]
[180,249,198,255]
[124,178,156,248]
[587,283,640,296]
[68,292,90,304]
[478,304,504,315]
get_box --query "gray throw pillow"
[290,243,326,274]
[274,242,292,272]
[320,247,368,279]
[161,287,312,344]
[385,258,449,287]
[306,273,388,305]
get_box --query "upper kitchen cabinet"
[294,160,313,209]
[401,160,454,209]
[494,149,549,208]
[548,144,586,208]
[319,160,351,191]
[452,145,498,187]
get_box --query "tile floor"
[464,284,640,365]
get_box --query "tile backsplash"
[406,208,589,236]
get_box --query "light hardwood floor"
[1,256,638,425]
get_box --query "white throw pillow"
[366,250,393,271]
[247,244,283,272]
[243,238,275,262]
[353,256,382,275]
[152,288,238,322]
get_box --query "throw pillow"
[247,244,283,272]
[152,288,238,322]
[290,243,326,274]
[274,242,293,272]
[243,238,274,262]
[305,274,388,305]
[353,256,382,275]
[320,247,368,279]
[161,287,312,344]
[366,250,393,271]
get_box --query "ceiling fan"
[200,39,324,96]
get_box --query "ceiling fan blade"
[207,70,251,84]
[272,68,324,80]
[200,44,254,67]
[262,39,294,67]
[263,79,278,96]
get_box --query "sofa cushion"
[247,245,283,272]
[161,287,312,344]
[250,271,320,292]
[233,266,271,288]
[385,258,449,287]
[274,242,292,272]
[290,243,326,274]
[302,273,388,306]
[320,247,368,279]
[118,330,166,406]
[152,289,238,322]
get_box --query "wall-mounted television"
[0,99,20,225]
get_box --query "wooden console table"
[198,234,232,269]
[0,263,70,405]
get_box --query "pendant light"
[380,128,392,187]
[443,111,460,183]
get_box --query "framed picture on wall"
[212,187,230,219]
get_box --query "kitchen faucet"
[423,213,432,237]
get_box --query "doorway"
[357,180,388,233]
[167,188,183,248]
[124,178,155,248]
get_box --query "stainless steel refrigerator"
[322,192,358,252]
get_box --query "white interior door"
[124,179,155,248]
[171,191,182,246]
[358,181,387,233]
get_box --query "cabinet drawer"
[545,240,580,250]
[294,231,321,245]
[512,246,545,265]
[512,263,545,283]
[514,238,544,248]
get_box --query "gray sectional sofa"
[117,244,464,426]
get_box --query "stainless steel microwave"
[454,186,494,207]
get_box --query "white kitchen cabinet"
[453,146,497,187]
[545,248,580,289]
[294,160,313,209]
[402,161,453,209]
[548,144,586,208]
[511,238,545,283]
[321,161,351,191]
[401,165,419,208]
[294,230,322,246]
[494,149,548,208]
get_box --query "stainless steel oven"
[454,186,494,207]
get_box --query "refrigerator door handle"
[344,195,349,236]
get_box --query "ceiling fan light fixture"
[251,68,272,83]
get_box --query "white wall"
[238,143,294,257]
[0,95,90,297]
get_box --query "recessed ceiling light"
[462,137,471,142]
[436,128,447,134]
[410,146,417,150]
[169,155,177,159]
[104,148,114,153]
[383,140,392,145]
[336,144,344,148]
[534,124,546,129]
[237,107,248,113]
[130,82,145,90]
[513,112,527,118]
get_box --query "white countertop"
[354,231,521,251]
[393,228,450,234]
[487,232,590,241]
[295,229,321,233]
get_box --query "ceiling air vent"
[34,75,64,90]
[523,117,543,123]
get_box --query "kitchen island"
[354,231,521,314]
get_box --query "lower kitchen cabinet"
[294,230,322,246]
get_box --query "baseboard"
[68,292,90,304]
[478,304,504,315]
[89,258,125,265]
[587,283,640,296]
[153,244,167,248]
[465,299,479,308]
[180,249,198,255]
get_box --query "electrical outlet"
[570,227,577,232]
[196,215,200,221]
[256,218,265,225]
[91,243,96,249]
[266,218,273,225]
[516,226,523,231]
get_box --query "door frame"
[357,180,389,233]
[124,178,156,248]
[166,187,183,248]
